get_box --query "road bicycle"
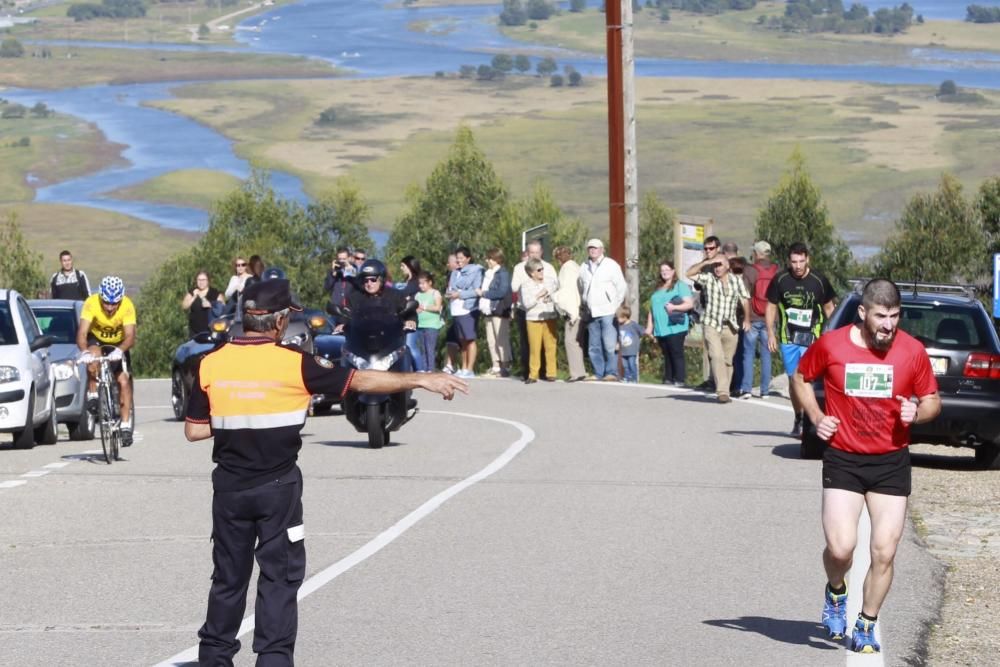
[94,353,122,464]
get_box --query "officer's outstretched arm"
[351,371,469,401]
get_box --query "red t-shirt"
[798,325,938,455]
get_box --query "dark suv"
[801,282,1000,469]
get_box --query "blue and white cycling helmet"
[99,275,125,304]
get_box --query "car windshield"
[32,308,78,344]
[0,303,15,345]
[841,296,989,349]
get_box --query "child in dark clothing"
[616,304,645,383]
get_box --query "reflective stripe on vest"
[211,408,308,431]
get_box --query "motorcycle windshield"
[345,311,406,356]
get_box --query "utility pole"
[622,0,639,320]
[605,0,625,267]
[606,0,639,315]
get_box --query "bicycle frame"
[96,357,121,464]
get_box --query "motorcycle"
[334,299,418,449]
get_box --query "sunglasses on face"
[363,276,380,284]
[704,246,718,252]
[235,262,247,267]
[355,256,366,261]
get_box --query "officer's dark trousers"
[198,468,305,667]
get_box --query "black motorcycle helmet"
[262,266,287,281]
[358,259,387,283]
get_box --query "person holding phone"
[766,242,837,435]
[182,271,225,337]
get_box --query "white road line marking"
[43,462,71,469]
[0,480,28,489]
[21,470,51,478]
[156,410,535,667]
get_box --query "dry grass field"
[146,75,1000,249]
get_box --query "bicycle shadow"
[703,616,839,650]
[61,452,121,465]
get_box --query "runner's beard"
[864,320,896,350]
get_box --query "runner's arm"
[765,302,778,352]
[912,392,942,424]
[823,300,836,318]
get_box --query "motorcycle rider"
[334,259,417,339]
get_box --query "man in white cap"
[577,238,627,381]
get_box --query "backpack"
[750,262,778,316]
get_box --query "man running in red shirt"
[792,279,940,654]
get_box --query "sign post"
[993,253,1000,318]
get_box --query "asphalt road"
[0,378,940,666]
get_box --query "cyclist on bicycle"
[77,276,137,446]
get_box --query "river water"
[9,0,1000,233]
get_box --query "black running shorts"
[822,446,911,497]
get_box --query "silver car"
[0,290,58,448]
[28,299,95,441]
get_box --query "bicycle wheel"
[110,428,120,462]
[99,382,115,464]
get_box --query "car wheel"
[171,368,188,421]
[33,391,58,445]
[12,391,35,450]
[69,407,96,441]
[975,442,1000,470]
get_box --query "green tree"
[526,0,555,20]
[1,103,26,119]
[976,176,1000,254]
[568,70,583,86]
[753,150,852,290]
[29,102,50,118]
[570,0,586,11]
[513,54,531,73]
[511,183,588,263]
[491,53,514,73]
[133,172,374,376]
[198,23,210,39]
[0,213,47,298]
[550,74,564,87]
[637,193,676,308]
[873,174,986,284]
[536,56,557,76]
[499,0,527,25]
[937,79,957,96]
[385,126,513,272]
[0,38,24,58]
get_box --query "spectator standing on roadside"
[441,253,461,374]
[415,271,444,372]
[722,242,748,395]
[182,271,225,337]
[476,248,513,378]
[224,256,251,307]
[645,260,694,386]
[50,250,91,300]
[791,279,940,654]
[445,247,483,379]
[243,255,266,293]
[351,249,367,273]
[396,256,423,371]
[579,238,628,381]
[511,241,556,379]
[686,255,750,403]
[519,258,559,383]
[739,241,778,399]
[766,241,837,435]
[688,236,722,391]
[323,248,356,326]
[616,304,644,383]
[553,245,588,382]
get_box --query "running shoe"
[821,586,848,640]
[738,391,752,400]
[850,616,881,654]
[86,392,98,415]
[791,414,803,437]
[121,427,133,448]
[455,369,475,379]
[442,365,455,375]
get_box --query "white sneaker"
[442,365,455,375]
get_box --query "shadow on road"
[703,616,839,649]
[646,393,719,403]
[61,452,117,464]
[722,429,793,439]
[770,443,806,460]
[316,440,407,450]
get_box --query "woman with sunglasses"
[224,257,250,303]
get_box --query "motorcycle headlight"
[210,319,230,334]
[368,347,405,372]
[53,360,78,381]
[344,351,370,370]
[0,366,19,383]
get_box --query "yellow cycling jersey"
[81,294,137,344]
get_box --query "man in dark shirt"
[49,250,91,300]
[185,278,466,666]
[765,241,837,435]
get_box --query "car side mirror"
[30,335,54,352]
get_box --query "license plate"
[929,356,948,375]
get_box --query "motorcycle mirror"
[193,331,215,344]
[398,298,419,319]
[328,303,352,321]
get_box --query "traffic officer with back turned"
[184,278,468,666]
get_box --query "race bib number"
[844,363,894,398]
[786,307,813,328]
